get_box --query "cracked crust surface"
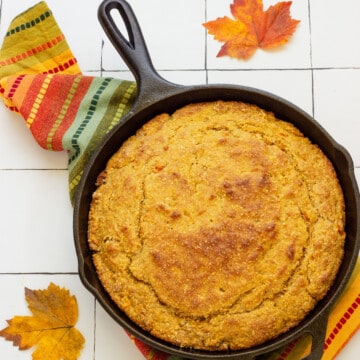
[88,101,345,351]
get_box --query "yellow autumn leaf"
[0,282,85,360]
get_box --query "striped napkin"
[0,2,358,359]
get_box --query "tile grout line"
[0,168,68,171]
[94,67,360,73]
[204,0,208,85]
[100,39,104,77]
[307,0,315,118]
[0,272,78,275]
[93,298,97,360]
[0,0,2,27]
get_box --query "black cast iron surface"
[73,1,360,359]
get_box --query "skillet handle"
[98,0,180,103]
[300,310,330,360]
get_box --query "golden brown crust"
[88,101,345,350]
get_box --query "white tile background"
[0,0,359,359]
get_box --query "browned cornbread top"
[88,101,345,351]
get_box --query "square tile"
[101,0,206,71]
[0,274,95,360]
[313,69,360,166]
[0,170,76,273]
[208,69,313,114]
[206,0,310,69]
[311,0,360,68]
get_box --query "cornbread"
[88,101,345,350]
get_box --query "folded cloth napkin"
[0,2,359,360]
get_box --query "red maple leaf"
[204,0,300,60]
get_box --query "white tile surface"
[208,69,313,114]
[311,0,360,68]
[313,69,360,167]
[0,0,359,359]
[0,170,75,273]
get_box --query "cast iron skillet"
[73,0,360,359]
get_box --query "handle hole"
[109,7,134,49]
